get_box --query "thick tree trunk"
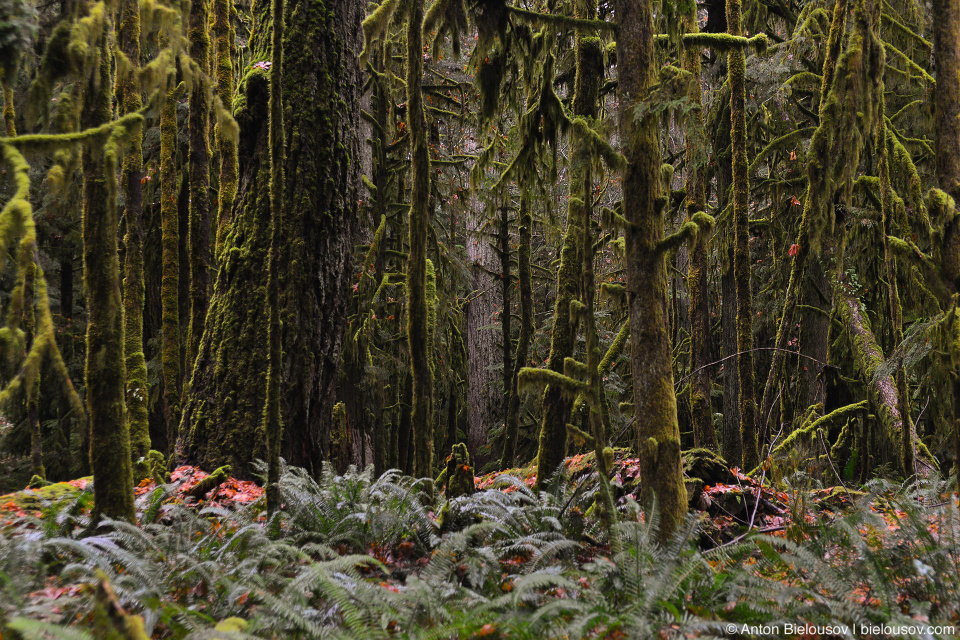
[616,0,686,541]
[82,28,135,522]
[178,0,363,477]
[466,195,498,462]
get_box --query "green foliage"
[3,466,960,638]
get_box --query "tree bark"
[118,0,150,464]
[406,0,434,479]
[683,4,716,451]
[186,0,212,382]
[727,0,758,472]
[178,0,363,477]
[82,27,135,521]
[616,0,686,541]
[465,195,498,463]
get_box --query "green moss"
[617,0,687,542]
[160,81,183,445]
[118,0,150,463]
[82,26,136,522]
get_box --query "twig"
[676,347,837,385]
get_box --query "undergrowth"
[0,465,958,639]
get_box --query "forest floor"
[1,453,959,639]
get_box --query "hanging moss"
[760,0,883,434]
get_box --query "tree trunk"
[683,4,716,451]
[186,0,212,381]
[932,0,960,488]
[265,0,284,515]
[213,0,238,260]
[82,27,135,522]
[406,0,433,479]
[721,249,742,463]
[161,80,183,447]
[466,195,497,463]
[500,193,533,469]
[535,0,600,487]
[616,0,686,541]
[727,0,758,471]
[178,0,363,477]
[836,285,902,468]
[118,0,150,464]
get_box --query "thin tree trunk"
[265,0,284,515]
[82,27,135,522]
[186,0,212,381]
[500,193,533,469]
[213,0,238,260]
[727,0,757,471]
[161,80,183,447]
[406,0,433,480]
[118,0,150,465]
[683,4,716,451]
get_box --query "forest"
[1,0,960,637]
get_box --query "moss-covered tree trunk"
[2,70,15,136]
[161,79,182,447]
[500,193,533,469]
[213,0,238,259]
[932,0,960,487]
[20,241,43,479]
[726,0,757,471]
[118,0,149,465]
[82,28,135,522]
[265,0,284,514]
[186,0,211,380]
[616,0,686,541]
[682,4,716,451]
[178,0,363,477]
